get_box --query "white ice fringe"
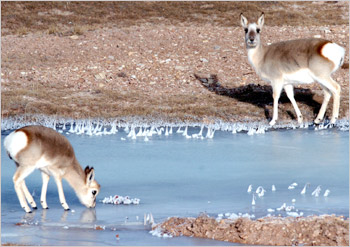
[101,195,140,205]
[149,227,173,238]
[2,116,348,136]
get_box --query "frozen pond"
[1,126,349,245]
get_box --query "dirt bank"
[155,214,349,246]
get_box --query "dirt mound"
[156,214,349,246]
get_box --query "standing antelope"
[240,12,345,126]
[4,125,100,213]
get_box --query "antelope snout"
[246,38,257,47]
[89,199,97,208]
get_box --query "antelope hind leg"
[13,166,36,213]
[21,180,37,209]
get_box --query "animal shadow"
[195,74,321,120]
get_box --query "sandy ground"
[1,2,349,125]
[155,214,349,246]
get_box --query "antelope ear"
[257,12,265,28]
[240,13,248,28]
[85,166,95,185]
[84,166,91,174]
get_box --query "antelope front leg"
[269,82,283,126]
[40,172,50,209]
[54,177,70,210]
[284,84,303,124]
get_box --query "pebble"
[95,72,106,80]
[175,65,185,71]
[70,35,79,40]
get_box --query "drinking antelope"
[240,12,345,126]
[4,125,100,213]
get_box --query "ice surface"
[1,126,348,245]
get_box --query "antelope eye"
[257,28,260,33]
[244,28,248,33]
[92,190,97,196]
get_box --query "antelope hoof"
[32,206,38,210]
[314,118,322,125]
[41,201,48,209]
[330,118,337,124]
[61,202,70,211]
[269,119,276,126]
[297,116,303,124]
[23,207,32,213]
[64,208,70,211]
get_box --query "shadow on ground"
[195,74,321,121]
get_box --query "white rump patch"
[4,130,28,160]
[321,43,345,71]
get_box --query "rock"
[95,72,106,80]
[200,4,214,9]
[117,72,127,78]
[77,78,85,83]
[175,66,185,71]
[70,35,79,40]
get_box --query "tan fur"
[5,125,100,213]
[240,13,344,125]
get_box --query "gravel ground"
[2,23,349,124]
[1,2,349,125]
